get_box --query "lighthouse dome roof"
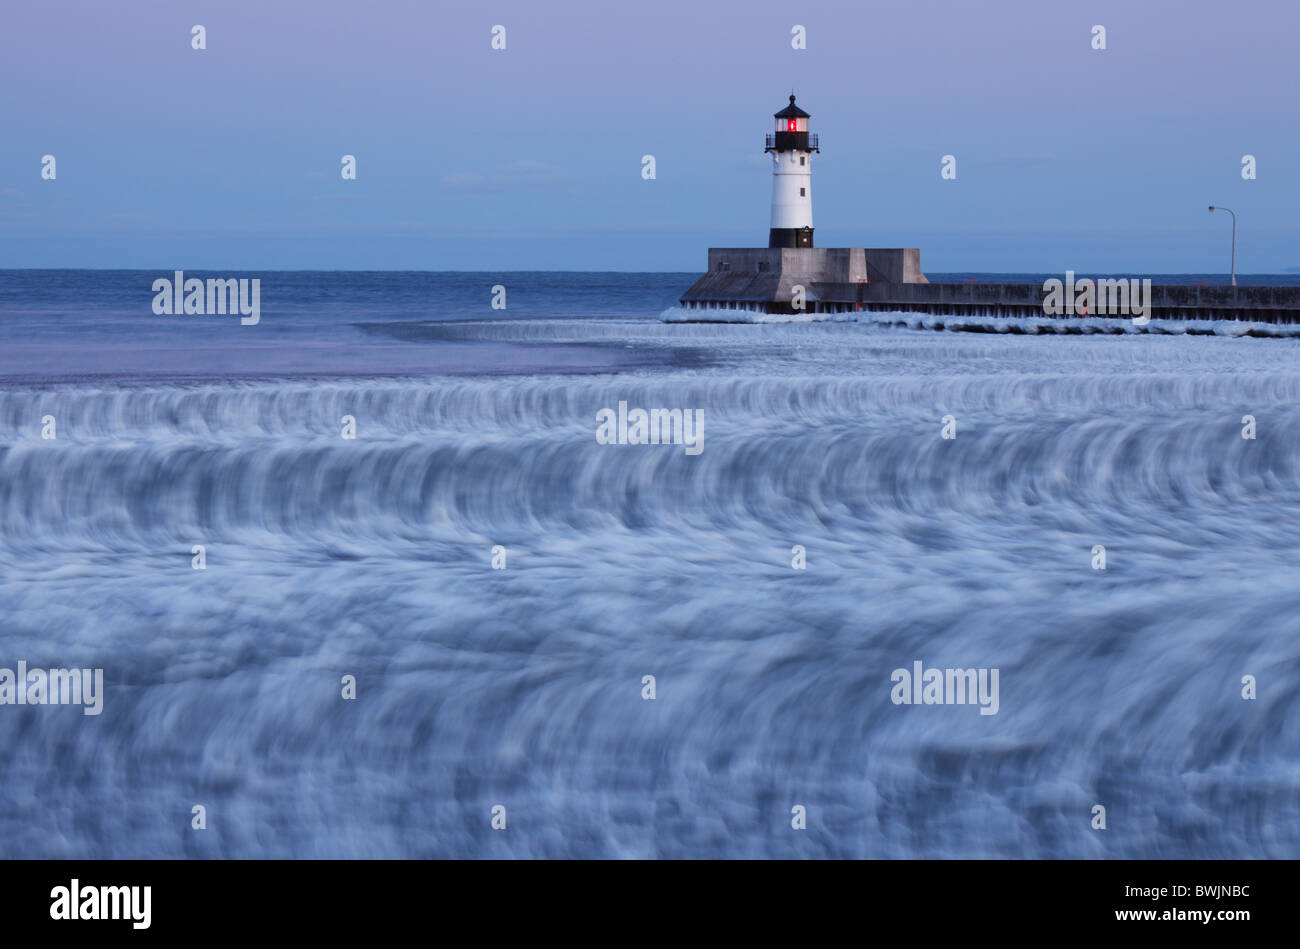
[773,94,810,118]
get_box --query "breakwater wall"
[678,249,1300,323]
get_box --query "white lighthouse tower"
[765,94,818,248]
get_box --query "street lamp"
[1208,205,1237,287]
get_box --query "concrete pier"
[678,248,1300,323]
[679,248,927,315]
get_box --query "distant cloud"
[441,160,567,193]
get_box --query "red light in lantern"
[787,119,797,131]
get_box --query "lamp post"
[1208,206,1237,287]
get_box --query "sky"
[1,0,1298,272]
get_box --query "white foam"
[661,305,1300,337]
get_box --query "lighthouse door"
[796,226,812,248]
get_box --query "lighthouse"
[765,94,818,248]
[676,93,927,318]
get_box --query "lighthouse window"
[799,187,806,196]
[800,156,806,166]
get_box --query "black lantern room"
[765,95,819,155]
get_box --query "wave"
[2,323,1298,858]
[4,365,1299,540]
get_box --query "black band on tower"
[769,227,815,249]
